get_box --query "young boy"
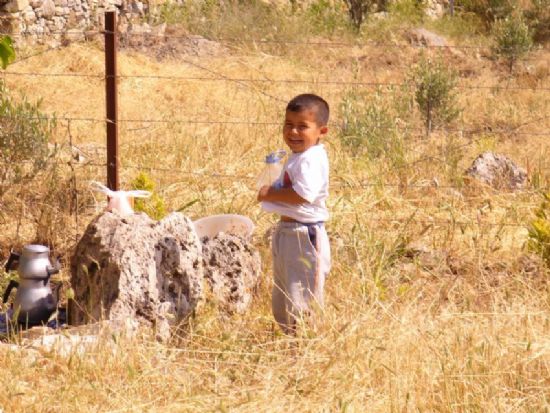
[257,93,331,334]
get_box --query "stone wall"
[0,0,455,41]
[0,0,150,42]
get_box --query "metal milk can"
[2,244,61,326]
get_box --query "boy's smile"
[283,109,328,153]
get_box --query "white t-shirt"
[261,144,329,223]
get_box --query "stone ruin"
[69,211,261,341]
[0,0,150,43]
[465,152,527,190]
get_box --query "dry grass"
[0,21,549,412]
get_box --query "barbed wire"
[2,113,549,137]
[12,152,543,231]
[3,71,103,79]
[167,56,287,102]
[3,69,550,92]
[10,45,61,65]
[53,156,549,193]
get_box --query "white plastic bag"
[90,181,151,215]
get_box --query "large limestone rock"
[465,152,527,190]
[4,0,29,13]
[38,0,55,18]
[201,233,261,314]
[407,28,448,47]
[69,211,203,341]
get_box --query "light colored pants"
[271,221,331,333]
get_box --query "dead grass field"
[0,14,549,412]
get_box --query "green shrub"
[492,14,532,72]
[156,0,278,40]
[156,0,354,45]
[426,14,485,39]
[388,0,426,22]
[131,171,167,220]
[306,0,349,35]
[0,36,15,69]
[0,81,55,199]
[524,0,550,43]
[493,14,533,72]
[527,191,550,267]
[338,89,405,166]
[409,56,460,136]
[456,0,516,25]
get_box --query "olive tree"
[0,37,56,200]
[410,56,460,137]
[343,0,375,29]
[492,14,533,72]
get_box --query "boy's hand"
[257,185,271,202]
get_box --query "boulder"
[407,28,448,48]
[69,211,203,341]
[465,152,527,190]
[4,0,29,12]
[201,233,261,314]
[39,0,55,18]
[425,0,445,19]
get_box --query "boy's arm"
[257,185,307,204]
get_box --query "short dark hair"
[286,93,329,126]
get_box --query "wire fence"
[1,113,549,139]
[59,157,547,193]
[4,69,550,92]
[1,26,549,240]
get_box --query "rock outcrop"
[69,211,203,341]
[201,233,261,314]
[407,28,448,47]
[69,210,262,339]
[465,152,527,190]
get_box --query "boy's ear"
[320,125,328,136]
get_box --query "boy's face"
[283,109,328,153]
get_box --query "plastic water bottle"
[256,150,286,190]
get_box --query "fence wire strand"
[3,69,550,92]
[1,114,549,137]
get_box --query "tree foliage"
[0,83,56,198]
[410,57,460,136]
[0,36,15,69]
[492,14,533,72]
[131,171,167,220]
[343,0,374,29]
[456,0,516,25]
[0,38,57,199]
[524,0,550,42]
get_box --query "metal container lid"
[22,244,50,255]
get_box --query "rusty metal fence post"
[105,10,119,191]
